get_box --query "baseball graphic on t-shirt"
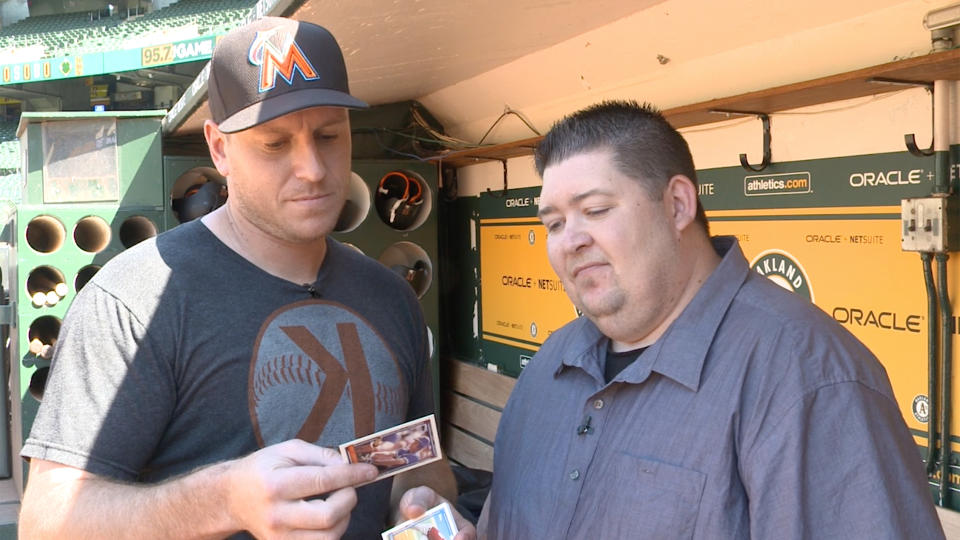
[248,299,406,447]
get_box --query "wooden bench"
[440,359,516,471]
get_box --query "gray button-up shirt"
[485,236,943,539]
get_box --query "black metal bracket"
[485,158,508,198]
[740,114,771,172]
[903,82,935,157]
[710,110,772,172]
[439,165,459,202]
[867,78,935,157]
[905,133,935,157]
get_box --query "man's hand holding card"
[395,486,476,540]
[339,415,443,484]
[338,414,476,540]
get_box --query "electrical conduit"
[924,252,939,475]
[933,78,953,504]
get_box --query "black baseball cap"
[207,17,368,133]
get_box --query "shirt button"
[569,469,580,480]
[593,399,604,409]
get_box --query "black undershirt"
[604,346,647,383]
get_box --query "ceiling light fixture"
[923,2,960,30]
[923,2,960,50]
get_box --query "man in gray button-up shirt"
[478,101,944,539]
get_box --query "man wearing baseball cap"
[20,17,473,540]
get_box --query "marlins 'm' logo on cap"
[750,248,815,302]
[248,28,319,93]
[207,16,367,133]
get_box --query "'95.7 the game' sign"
[141,36,218,67]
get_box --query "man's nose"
[294,140,327,182]
[561,219,593,252]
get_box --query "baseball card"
[339,414,442,482]
[381,501,459,540]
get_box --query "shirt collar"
[553,318,606,381]
[556,236,750,391]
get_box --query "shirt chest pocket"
[570,452,706,539]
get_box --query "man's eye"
[264,140,286,150]
[586,207,610,217]
[544,221,563,233]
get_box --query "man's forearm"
[20,459,238,540]
[21,440,377,539]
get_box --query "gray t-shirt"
[22,220,434,539]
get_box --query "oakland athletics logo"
[247,28,319,92]
[912,395,931,423]
[750,249,814,302]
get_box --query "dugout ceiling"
[162,0,657,138]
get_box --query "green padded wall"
[15,111,167,483]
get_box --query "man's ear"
[664,174,699,233]
[203,120,230,178]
